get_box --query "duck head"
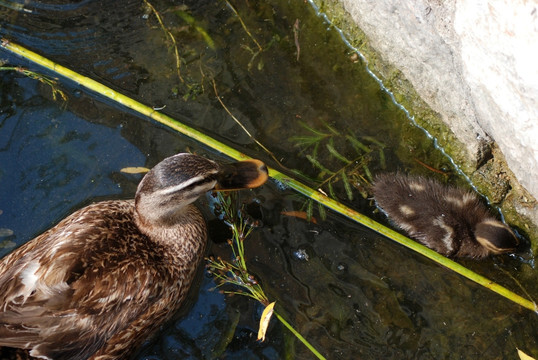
[474,219,519,255]
[135,153,268,226]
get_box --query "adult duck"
[0,153,268,359]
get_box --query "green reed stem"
[274,311,326,360]
[2,38,535,314]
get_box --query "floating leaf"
[0,239,16,249]
[281,211,317,224]
[120,167,150,174]
[257,301,275,342]
[0,228,14,237]
[518,349,536,360]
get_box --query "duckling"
[372,173,519,259]
[0,153,268,360]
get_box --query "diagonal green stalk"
[274,312,325,360]
[1,39,535,313]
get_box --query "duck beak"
[215,159,269,190]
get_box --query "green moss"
[310,0,538,246]
[310,0,471,168]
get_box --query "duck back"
[0,200,206,360]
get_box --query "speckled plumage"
[373,173,519,259]
[0,153,268,360]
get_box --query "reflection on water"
[0,75,146,256]
[1,0,536,359]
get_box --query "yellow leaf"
[120,167,150,174]
[518,348,536,360]
[0,228,14,237]
[257,301,275,342]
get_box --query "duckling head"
[135,153,268,226]
[474,219,519,255]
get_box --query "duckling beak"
[215,159,269,190]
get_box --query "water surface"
[1,0,536,359]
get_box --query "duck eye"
[181,177,218,194]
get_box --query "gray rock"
[338,0,538,200]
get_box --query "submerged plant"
[206,191,326,360]
[0,62,67,101]
[206,191,269,305]
[142,1,213,100]
[289,120,385,218]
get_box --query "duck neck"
[134,201,208,259]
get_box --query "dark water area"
[1,0,536,359]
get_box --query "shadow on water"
[1,0,536,359]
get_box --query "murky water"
[1,0,536,359]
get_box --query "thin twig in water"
[143,0,183,83]
[225,0,262,52]
[212,80,285,168]
[414,158,448,175]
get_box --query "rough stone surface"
[322,0,538,244]
[454,1,538,197]
[337,0,538,200]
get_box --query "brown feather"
[373,173,518,259]
[0,200,206,360]
[0,153,269,360]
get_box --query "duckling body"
[373,173,518,259]
[0,153,268,360]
